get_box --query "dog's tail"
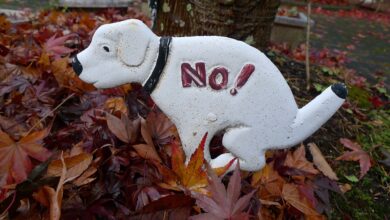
[276,83,347,149]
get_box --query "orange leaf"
[51,58,95,92]
[282,183,319,217]
[181,133,208,190]
[0,129,51,186]
[133,118,162,162]
[72,165,97,187]
[171,141,186,179]
[38,52,51,67]
[157,133,231,193]
[308,143,338,180]
[285,145,319,175]
[0,16,11,32]
[252,163,285,199]
[156,163,180,191]
[46,153,93,183]
[104,97,128,115]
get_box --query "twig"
[305,1,312,91]
[26,93,75,135]
[0,192,16,217]
[376,0,382,12]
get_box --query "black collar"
[143,36,172,94]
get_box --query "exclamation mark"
[230,64,255,96]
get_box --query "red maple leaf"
[43,34,76,59]
[190,162,255,220]
[369,96,384,108]
[0,129,51,186]
[336,138,372,179]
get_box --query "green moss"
[331,147,390,219]
[348,86,372,109]
[330,169,390,219]
[359,110,390,152]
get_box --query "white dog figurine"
[73,19,347,171]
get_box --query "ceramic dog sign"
[73,19,347,171]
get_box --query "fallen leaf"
[369,96,384,108]
[51,58,95,92]
[133,117,162,162]
[311,176,343,215]
[251,163,285,199]
[38,52,51,66]
[157,133,233,193]
[336,138,371,179]
[158,137,207,192]
[298,183,317,208]
[339,183,352,193]
[34,152,66,220]
[191,162,255,220]
[0,129,51,185]
[139,194,194,213]
[144,110,176,146]
[106,112,139,144]
[0,115,27,140]
[104,97,128,115]
[0,16,11,32]
[259,199,282,208]
[43,34,76,59]
[282,183,319,217]
[308,143,338,180]
[72,165,97,186]
[68,142,85,157]
[285,144,319,175]
[344,175,359,183]
[46,152,93,183]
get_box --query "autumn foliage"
[0,6,384,220]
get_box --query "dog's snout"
[72,56,83,76]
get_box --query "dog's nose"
[72,56,83,76]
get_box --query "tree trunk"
[154,0,280,50]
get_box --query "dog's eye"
[103,46,110,52]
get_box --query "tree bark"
[154,0,280,50]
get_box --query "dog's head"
[73,19,158,88]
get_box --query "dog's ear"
[118,20,152,67]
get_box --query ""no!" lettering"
[181,62,255,96]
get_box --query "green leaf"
[344,175,359,183]
[186,3,192,11]
[345,109,353,114]
[313,83,326,92]
[376,87,386,95]
[162,2,171,13]
[321,67,332,75]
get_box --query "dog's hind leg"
[218,127,266,171]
